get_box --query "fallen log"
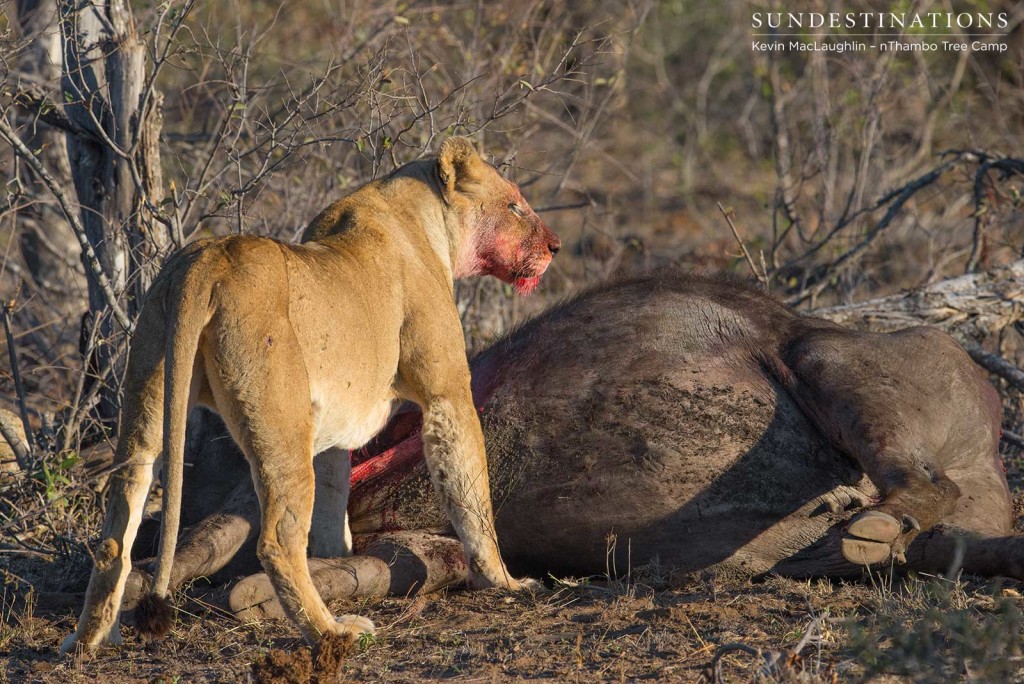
[815,259,1024,337]
[815,259,1024,392]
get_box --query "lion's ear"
[437,136,483,199]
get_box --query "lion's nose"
[548,236,561,256]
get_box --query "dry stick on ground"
[814,259,1024,336]
[710,617,821,682]
[716,202,768,289]
[0,411,31,472]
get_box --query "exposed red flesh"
[513,276,540,295]
[350,430,425,489]
[352,398,495,487]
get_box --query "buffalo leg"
[773,523,1024,580]
[905,460,1017,576]
[781,326,996,565]
[123,475,261,612]
[163,474,261,585]
[229,532,468,621]
[906,527,1024,579]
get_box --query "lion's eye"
[509,203,525,217]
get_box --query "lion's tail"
[135,266,213,638]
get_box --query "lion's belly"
[312,395,395,452]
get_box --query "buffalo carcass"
[125,272,1020,621]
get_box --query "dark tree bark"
[57,0,168,426]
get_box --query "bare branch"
[788,156,961,307]
[716,202,767,289]
[9,87,95,140]
[961,342,1024,394]
[0,114,132,331]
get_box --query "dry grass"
[3,560,1023,682]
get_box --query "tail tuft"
[134,593,175,638]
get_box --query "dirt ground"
[0,570,877,682]
[3,558,1024,683]
[3,407,1024,684]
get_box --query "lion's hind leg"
[207,312,374,645]
[61,461,161,654]
[61,345,166,654]
[242,435,374,642]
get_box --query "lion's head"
[438,137,561,295]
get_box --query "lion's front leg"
[310,446,353,557]
[419,393,526,590]
[398,304,531,592]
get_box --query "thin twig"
[61,312,101,455]
[966,153,1024,273]
[788,157,960,306]
[0,115,132,332]
[717,202,768,288]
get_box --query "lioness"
[60,137,560,654]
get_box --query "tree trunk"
[58,0,168,427]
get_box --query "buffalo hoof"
[842,510,904,565]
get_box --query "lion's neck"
[306,159,476,283]
[395,160,482,282]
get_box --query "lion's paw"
[58,627,121,657]
[331,614,375,638]
[512,577,544,593]
[58,633,80,657]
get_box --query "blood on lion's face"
[454,167,560,295]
